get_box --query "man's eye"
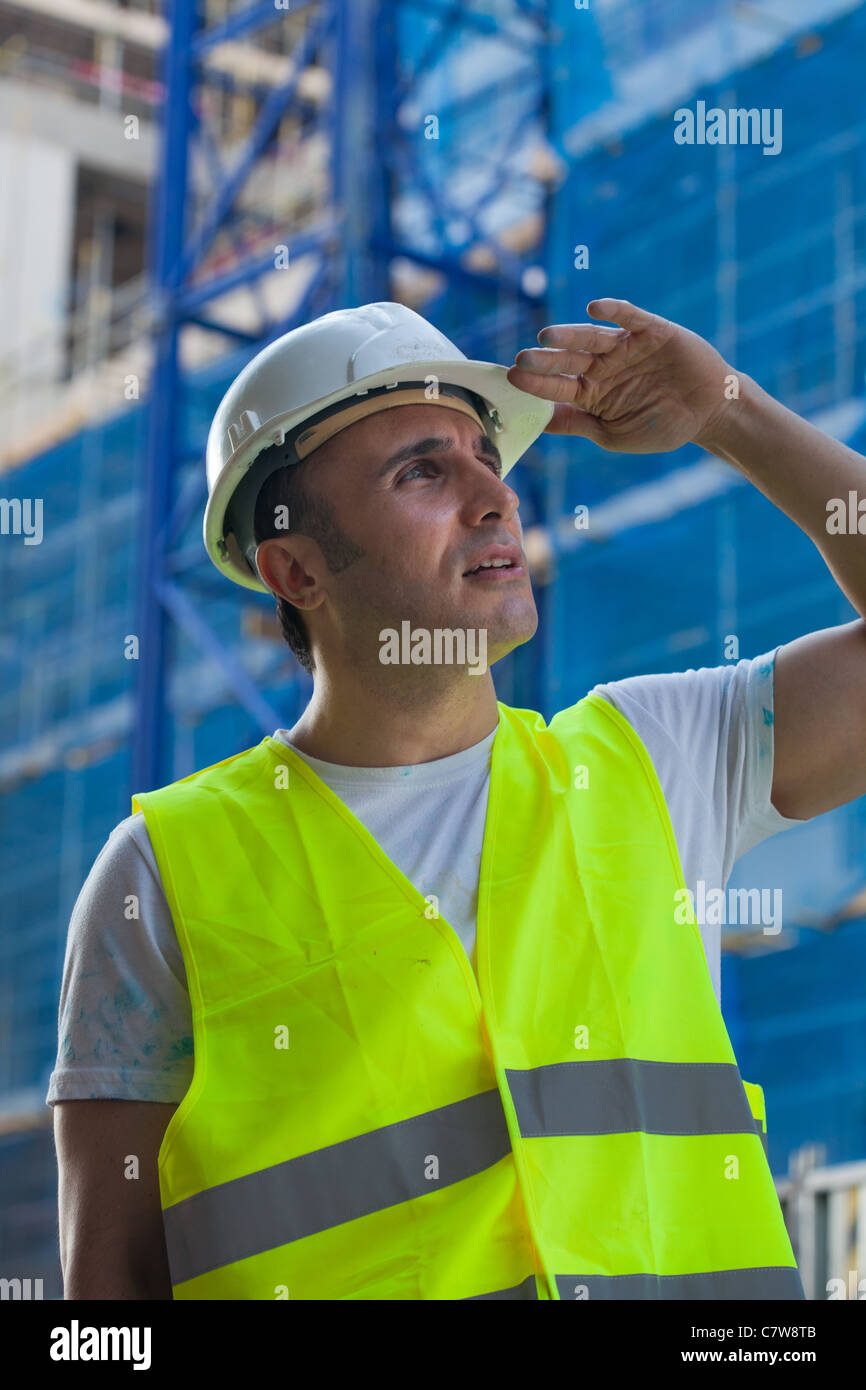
[397,461,434,483]
[396,456,500,484]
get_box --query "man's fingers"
[504,363,616,447]
[586,298,657,331]
[513,346,597,377]
[545,402,612,446]
[537,323,627,354]
[505,364,586,404]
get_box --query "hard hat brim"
[203,358,554,594]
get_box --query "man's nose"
[460,459,519,522]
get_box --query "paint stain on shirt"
[165,1035,194,1063]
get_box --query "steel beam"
[132,0,195,795]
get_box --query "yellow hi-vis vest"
[131,694,804,1301]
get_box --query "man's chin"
[370,588,537,670]
[465,605,539,667]
[485,620,537,665]
[467,591,538,640]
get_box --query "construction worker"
[52,299,866,1300]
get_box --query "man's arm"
[55,1099,178,1299]
[506,297,866,822]
[769,621,866,820]
[694,373,866,822]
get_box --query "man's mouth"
[464,558,515,575]
[462,559,525,581]
[462,544,524,578]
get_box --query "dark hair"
[252,443,365,675]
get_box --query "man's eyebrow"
[376,433,502,479]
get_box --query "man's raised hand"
[506,299,735,455]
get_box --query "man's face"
[302,401,538,667]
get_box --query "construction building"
[1,0,865,1299]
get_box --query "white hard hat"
[203,300,554,592]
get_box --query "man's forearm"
[696,372,866,620]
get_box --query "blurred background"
[1,0,865,1300]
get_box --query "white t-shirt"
[45,650,804,1108]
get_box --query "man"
[52,299,866,1301]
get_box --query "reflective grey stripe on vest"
[164,1088,512,1288]
[164,1060,770,1288]
[507,1058,763,1139]
[465,1267,805,1300]
[554,1267,805,1300]
[465,1275,539,1299]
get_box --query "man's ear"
[255,536,327,612]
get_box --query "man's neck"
[286,669,500,767]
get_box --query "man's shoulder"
[131,739,272,814]
[585,650,779,731]
[74,813,162,906]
